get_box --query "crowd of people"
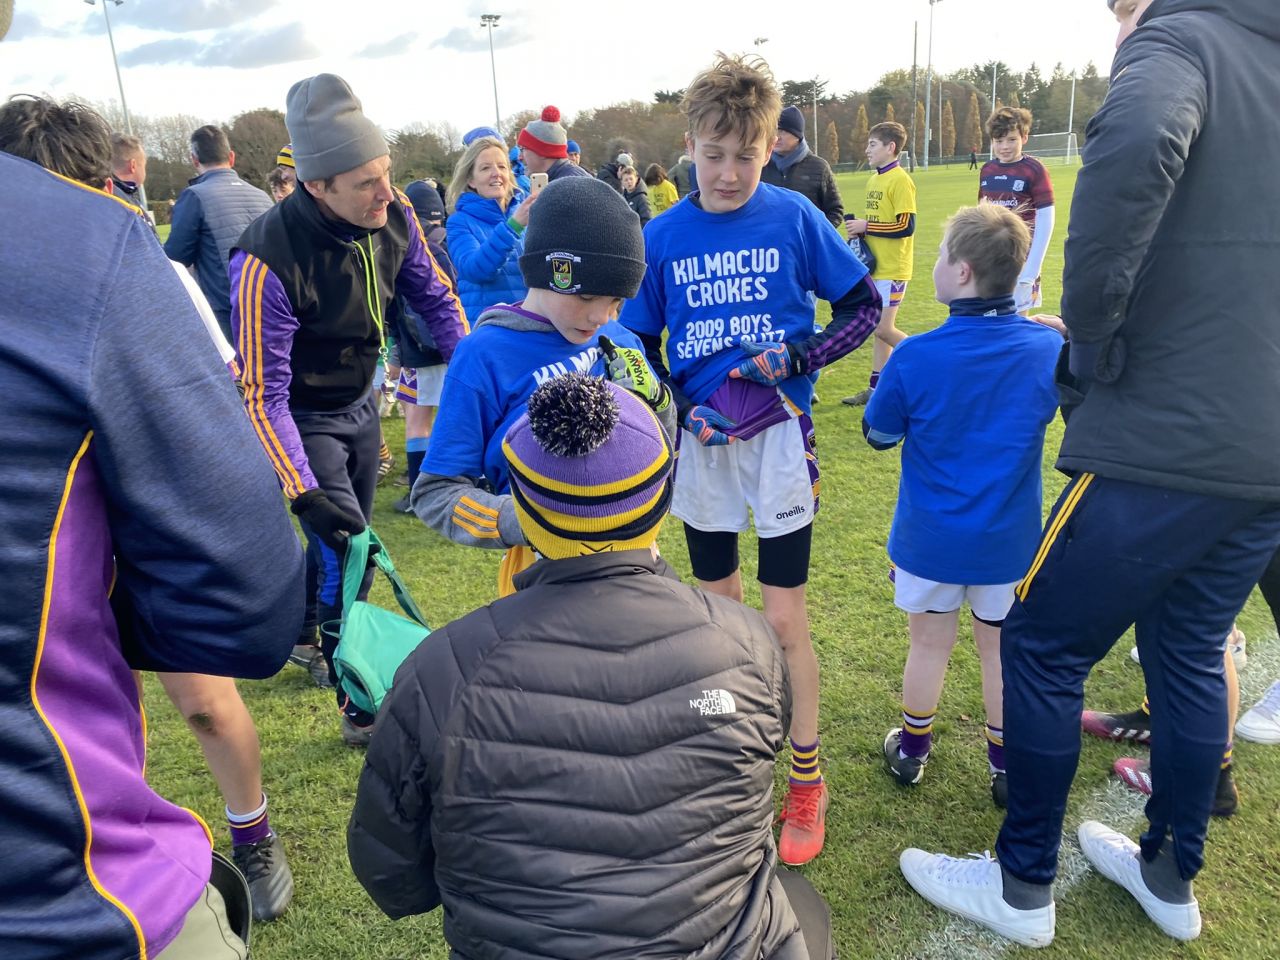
[2,0,1279,957]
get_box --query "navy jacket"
[164,167,272,332]
[0,152,303,959]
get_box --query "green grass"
[141,163,1280,959]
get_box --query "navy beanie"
[779,105,806,140]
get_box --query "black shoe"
[883,728,928,786]
[841,387,874,407]
[308,651,334,689]
[232,833,294,922]
[392,494,413,514]
[1213,764,1239,818]
[991,770,1008,809]
[341,715,376,747]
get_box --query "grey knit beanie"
[286,74,387,181]
[519,177,647,298]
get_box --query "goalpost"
[1026,132,1080,165]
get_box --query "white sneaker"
[1077,821,1201,941]
[1236,678,1280,744]
[1131,627,1246,671]
[899,849,1055,947]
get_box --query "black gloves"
[291,489,365,552]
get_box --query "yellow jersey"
[864,163,916,280]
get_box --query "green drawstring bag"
[330,528,430,716]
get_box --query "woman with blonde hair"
[446,136,537,320]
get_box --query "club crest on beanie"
[503,374,672,560]
[519,177,647,298]
[286,74,388,182]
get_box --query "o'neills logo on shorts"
[690,689,737,716]
[776,504,807,521]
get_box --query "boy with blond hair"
[978,106,1056,313]
[621,52,882,865]
[843,120,915,406]
[864,204,1060,809]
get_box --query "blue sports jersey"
[864,304,1061,584]
[424,308,647,494]
[620,183,866,413]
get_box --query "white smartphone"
[530,172,549,194]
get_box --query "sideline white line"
[907,632,1280,960]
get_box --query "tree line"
[93,58,1106,204]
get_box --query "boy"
[863,204,1060,809]
[415,176,675,595]
[842,121,916,407]
[620,53,883,865]
[978,106,1056,313]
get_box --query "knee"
[765,608,810,650]
[185,710,218,736]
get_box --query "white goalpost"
[1026,131,1080,164]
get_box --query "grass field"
[142,164,1280,959]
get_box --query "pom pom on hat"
[526,372,619,457]
[540,105,561,123]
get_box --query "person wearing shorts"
[863,204,1060,808]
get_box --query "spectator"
[644,162,679,214]
[446,136,536,321]
[517,106,591,182]
[618,164,652,226]
[109,132,148,217]
[761,105,843,227]
[0,96,303,960]
[567,139,582,165]
[164,124,273,340]
[669,152,697,197]
[596,150,633,193]
[349,373,824,959]
[267,167,293,203]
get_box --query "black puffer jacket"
[1057,0,1280,500]
[348,551,806,960]
[760,147,843,228]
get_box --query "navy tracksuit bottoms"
[294,393,380,725]
[995,473,1280,885]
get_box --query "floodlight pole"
[812,76,820,158]
[923,0,942,170]
[85,0,147,210]
[1067,71,1078,149]
[909,21,918,172]
[480,14,502,132]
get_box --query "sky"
[2,1,1124,135]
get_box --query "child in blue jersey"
[416,176,674,596]
[862,204,1061,808]
[619,53,883,867]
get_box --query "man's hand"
[729,340,801,386]
[291,489,366,552]
[598,334,670,411]
[682,405,736,446]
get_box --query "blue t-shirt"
[863,304,1062,584]
[620,183,866,414]
[424,308,647,494]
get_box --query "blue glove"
[682,405,736,446]
[729,340,802,386]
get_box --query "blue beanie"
[567,140,581,155]
[463,126,501,146]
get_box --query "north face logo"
[690,689,737,716]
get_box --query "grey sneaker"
[884,728,928,786]
[309,652,334,689]
[288,642,320,669]
[392,494,413,514]
[341,716,375,748]
[841,387,874,407]
[232,832,294,922]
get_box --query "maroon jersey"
[978,156,1055,232]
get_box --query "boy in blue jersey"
[416,176,675,595]
[864,204,1060,809]
[620,52,883,866]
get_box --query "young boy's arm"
[1018,162,1057,307]
[1061,37,1206,383]
[396,192,468,360]
[862,355,908,450]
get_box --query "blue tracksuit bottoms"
[995,472,1280,885]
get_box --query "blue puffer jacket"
[446,191,528,319]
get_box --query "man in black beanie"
[414,176,677,596]
[229,73,468,746]
[761,105,843,228]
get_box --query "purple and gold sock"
[789,738,823,787]
[1222,741,1233,770]
[869,370,881,390]
[1142,696,1150,715]
[900,707,934,759]
[227,793,272,848]
[987,723,1006,773]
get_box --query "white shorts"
[893,567,1017,623]
[672,416,818,538]
[395,364,446,406]
[874,278,909,310]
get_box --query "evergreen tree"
[824,121,840,165]
[851,103,870,166]
[964,90,985,155]
[884,102,895,123]
[941,99,957,159]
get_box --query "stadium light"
[922,0,943,171]
[84,0,147,211]
[754,37,769,48]
[480,14,502,132]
